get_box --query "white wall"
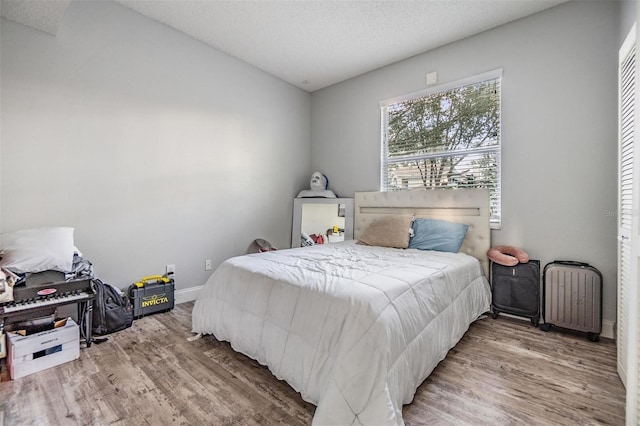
[310,1,619,327]
[620,1,637,44]
[0,1,311,292]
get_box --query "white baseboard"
[175,285,203,304]
[601,319,614,340]
[492,313,615,340]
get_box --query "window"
[380,69,502,228]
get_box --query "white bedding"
[192,241,491,425]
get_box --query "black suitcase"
[491,260,540,326]
[539,261,602,342]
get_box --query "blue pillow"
[409,218,469,253]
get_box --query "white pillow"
[0,227,75,273]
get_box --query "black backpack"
[91,279,134,336]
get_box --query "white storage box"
[7,318,80,379]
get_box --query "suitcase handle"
[133,275,170,288]
[551,260,591,268]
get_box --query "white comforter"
[192,241,490,425]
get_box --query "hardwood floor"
[0,302,625,425]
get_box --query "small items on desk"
[0,267,18,304]
[328,234,344,243]
[8,315,57,336]
[326,226,345,243]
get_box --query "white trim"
[175,285,202,304]
[618,21,639,425]
[379,71,503,228]
[497,316,613,340]
[617,21,637,391]
[602,319,615,340]
[621,23,637,61]
[379,68,503,107]
[630,20,640,426]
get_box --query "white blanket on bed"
[192,241,490,425]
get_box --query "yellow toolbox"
[128,276,175,319]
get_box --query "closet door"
[618,23,638,423]
[618,23,635,388]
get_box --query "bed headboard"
[354,189,491,277]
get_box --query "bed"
[192,189,491,425]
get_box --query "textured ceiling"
[1,0,569,92]
[1,0,70,35]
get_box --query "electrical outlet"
[205,259,212,271]
[166,264,176,275]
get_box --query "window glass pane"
[386,151,501,224]
[387,79,500,158]
[386,151,497,189]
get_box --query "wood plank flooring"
[0,302,625,425]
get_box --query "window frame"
[379,69,503,229]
